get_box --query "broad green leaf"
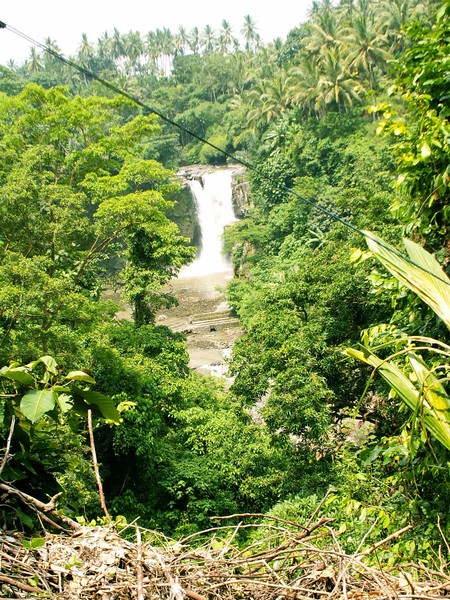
[23,537,45,550]
[72,387,120,424]
[346,347,420,414]
[39,356,58,376]
[0,366,34,385]
[363,231,450,329]
[26,356,58,376]
[346,347,450,451]
[56,393,74,414]
[409,354,450,448]
[20,389,56,423]
[65,371,96,384]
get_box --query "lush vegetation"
[1,0,450,569]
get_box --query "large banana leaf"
[347,233,450,451]
[409,354,450,445]
[346,346,450,451]
[363,231,450,330]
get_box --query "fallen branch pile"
[1,512,450,600]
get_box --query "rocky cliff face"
[231,168,251,217]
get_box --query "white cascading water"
[180,169,237,278]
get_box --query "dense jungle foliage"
[1,0,450,568]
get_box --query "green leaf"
[420,143,431,158]
[409,354,450,449]
[72,386,120,424]
[23,537,45,550]
[0,366,34,385]
[56,393,74,414]
[346,346,450,451]
[20,389,56,423]
[27,356,58,376]
[363,232,450,329]
[65,371,96,384]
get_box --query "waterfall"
[180,169,237,278]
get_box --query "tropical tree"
[111,27,126,66]
[78,33,94,65]
[343,12,390,89]
[0,85,193,359]
[377,0,415,52]
[288,56,321,116]
[201,24,216,54]
[189,27,201,54]
[241,15,259,52]
[247,69,292,127]
[315,47,362,114]
[175,26,189,57]
[304,6,345,56]
[25,48,43,74]
[219,20,235,53]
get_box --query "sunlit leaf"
[56,393,74,413]
[27,356,58,376]
[0,366,34,385]
[363,232,450,329]
[346,347,450,451]
[65,371,96,384]
[20,389,56,423]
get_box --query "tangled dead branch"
[1,514,450,599]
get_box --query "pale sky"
[0,0,312,66]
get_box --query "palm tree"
[78,33,94,65]
[189,27,200,54]
[202,24,216,54]
[304,8,345,56]
[246,69,292,127]
[145,31,159,74]
[252,46,279,80]
[288,56,322,116]
[123,30,144,75]
[377,0,414,53]
[42,37,62,70]
[97,31,112,59]
[314,46,362,114]
[175,26,189,56]
[241,15,259,52]
[43,37,61,54]
[343,13,390,89]
[161,28,175,73]
[153,29,166,74]
[219,20,234,53]
[26,47,43,73]
[111,28,126,67]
